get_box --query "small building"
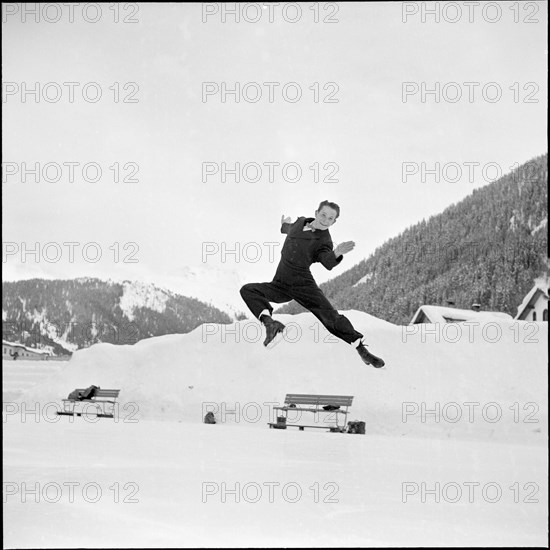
[2,340,53,361]
[410,305,513,325]
[515,284,549,322]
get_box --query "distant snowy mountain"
[2,277,232,354]
[140,265,249,319]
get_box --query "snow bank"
[16,311,548,443]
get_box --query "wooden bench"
[268,394,353,432]
[57,388,120,419]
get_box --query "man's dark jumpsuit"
[240,216,363,344]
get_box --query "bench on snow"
[268,394,353,432]
[57,388,120,418]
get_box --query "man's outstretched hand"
[281,215,292,225]
[334,241,355,258]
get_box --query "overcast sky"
[2,2,547,291]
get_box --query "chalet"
[515,283,549,322]
[2,340,53,361]
[410,305,513,325]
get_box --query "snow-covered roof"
[410,305,513,325]
[515,282,549,320]
[2,339,53,355]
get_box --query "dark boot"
[356,341,385,368]
[260,315,286,348]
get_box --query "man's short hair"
[317,200,340,219]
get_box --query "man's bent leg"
[291,285,385,366]
[291,285,363,344]
[240,282,293,319]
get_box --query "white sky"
[2,2,547,290]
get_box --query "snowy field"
[3,311,548,547]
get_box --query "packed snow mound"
[19,310,547,443]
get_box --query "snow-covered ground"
[3,312,548,547]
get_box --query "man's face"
[311,206,338,230]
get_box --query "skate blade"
[265,328,285,350]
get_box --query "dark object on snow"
[67,385,99,401]
[323,404,340,411]
[275,417,287,429]
[329,426,346,433]
[80,385,100,399]
[67,389,82,400]
[347,420,366,434]
[204,412,216,424]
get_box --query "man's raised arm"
[281,215,293,234]
[316,240,356,271]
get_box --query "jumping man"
[239,200,385,368]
